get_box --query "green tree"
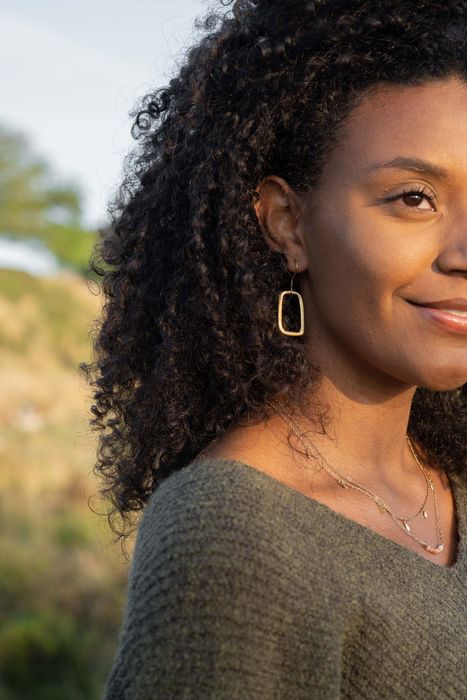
[0,125,97,275]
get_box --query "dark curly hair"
[82,0,467,552]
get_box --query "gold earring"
[277,259,305,336]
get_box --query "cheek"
[301,205,465,386]
[307,218,402,315]
[303,217,433,372]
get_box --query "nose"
[435,212,467,277]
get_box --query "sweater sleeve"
[102,461,343,700]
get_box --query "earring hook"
[290,259,299,291]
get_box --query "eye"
[384,186,437,211]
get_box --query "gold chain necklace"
[266,398,444,555]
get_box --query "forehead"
[322,76,467,183]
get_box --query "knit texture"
[103,457,467,699]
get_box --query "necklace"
[266,398,445,555]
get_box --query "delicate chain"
[266,398,444,555]
[405,438,444,552]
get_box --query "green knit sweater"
[103,457,466,699]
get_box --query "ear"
[254,175,308,272]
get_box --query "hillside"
[0,268,132,700]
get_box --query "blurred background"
[0,1,208,697]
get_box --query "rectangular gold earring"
[277,290,305,336]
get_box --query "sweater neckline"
[196,457,466,575]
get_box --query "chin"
[398,349,467,392]
[379,350,466,391]
[414,374,466,393]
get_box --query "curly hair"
[82,0,467,552]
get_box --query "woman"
[84,0,466,697]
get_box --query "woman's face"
[297,75,467,391]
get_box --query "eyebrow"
[366,156,450,180]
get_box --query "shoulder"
[141,455,288,538]
[135,455,365,575]
[128,455,348,630]
[136,455,337,575]
[103,458,344,698]
[133,457,269,570]
[132,456,305,585]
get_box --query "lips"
[408,300,467,335]
[413,298,467,312]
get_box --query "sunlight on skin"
[253,75,467,485]
[199,77,467,566]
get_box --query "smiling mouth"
[407,301,467,335]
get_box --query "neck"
[269,281,430,489]
[270,374,421,493]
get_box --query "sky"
[0,0,216,230]
[0,236,61,276]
